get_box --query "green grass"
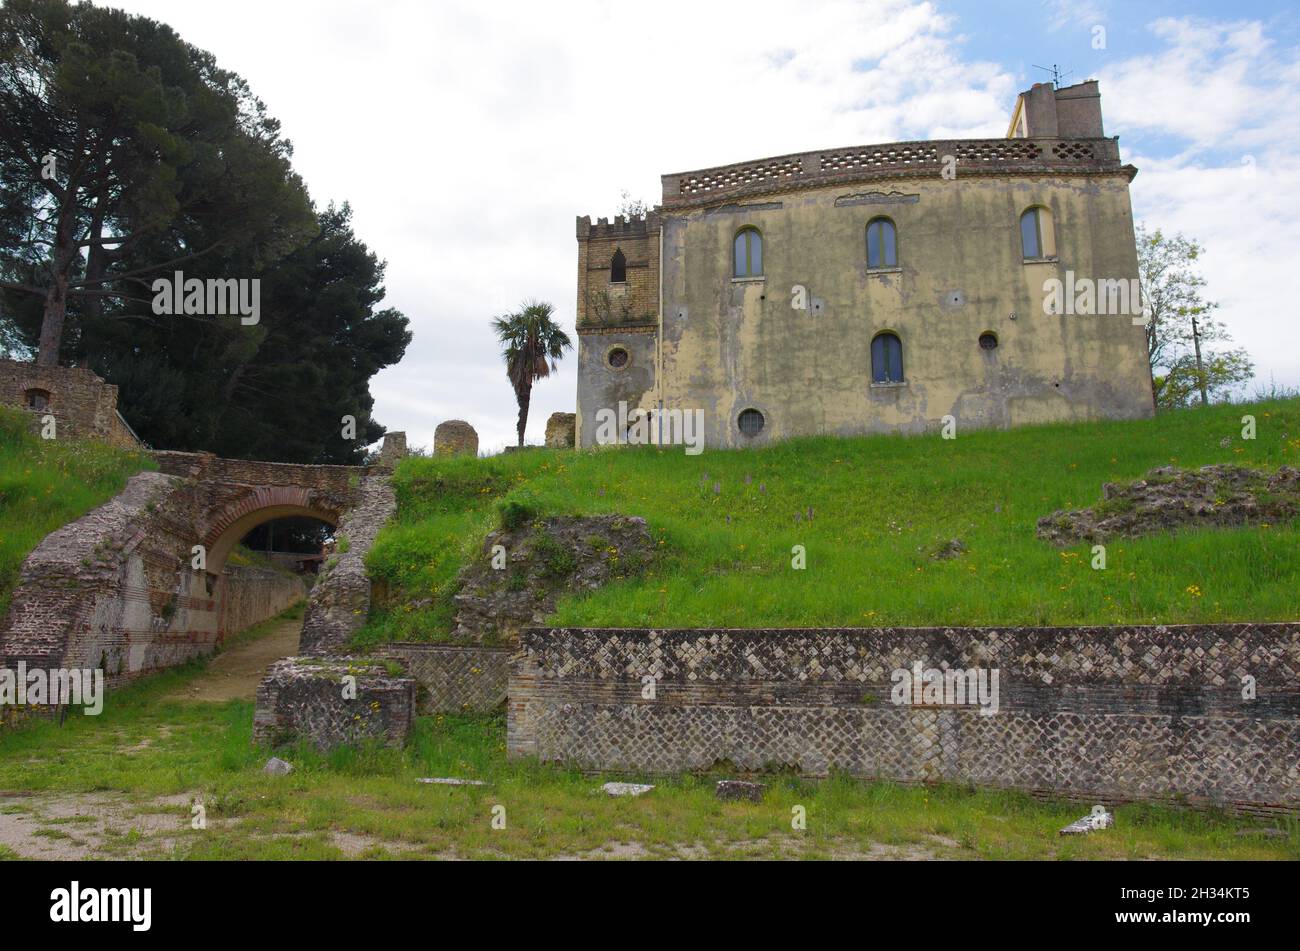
[0,406,154,616]
[0,651,1293,860]
[358,398,1300,645]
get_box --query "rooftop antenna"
[1032,63,1073,88]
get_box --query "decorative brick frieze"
[661,136,1129,209]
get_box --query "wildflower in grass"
[1186,584,1203,598]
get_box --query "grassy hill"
[0,406,154,616]
[357,397,1300,646]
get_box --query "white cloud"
[99,2,1300,453]
[1101,16,1300,391]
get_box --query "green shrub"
[497,488,541,532]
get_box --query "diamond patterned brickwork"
[381,643,510,713]
[253,656,415,751]
[508,626,1300,814]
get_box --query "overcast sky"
[103,0,1300,452]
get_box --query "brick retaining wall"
[382,643,510,713]
[508,625,1300,814]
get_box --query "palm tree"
[492,300,573,447]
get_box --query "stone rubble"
[602,782,655,797]
[1037,465,1300,545]
[1059,805,1114,836]
[715,780,767,803]
[417,777,488,786]
[451,514,655,645]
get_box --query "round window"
[979,332,998,351]
[738,408,765,437]
[607,347,629,369]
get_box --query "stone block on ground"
[1059,806,1114,836]
[602,782,654,797]
[253,656,415,751]
[716,780,767,802]
[417,777,488,786]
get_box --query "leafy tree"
[491,300,571,447]
[1136,225,1252,407]
[0,3,409,463]
[1154,351,1256,409]
[0,0,316,365]
[85,203,410,463]
[617,189,648,219]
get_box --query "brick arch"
[204,486,343,574]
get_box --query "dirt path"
[161,614,302,703]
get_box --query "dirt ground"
[160,615,301,703]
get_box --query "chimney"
[1008,80,1104,139]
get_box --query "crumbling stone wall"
[0,358,141,448]
[544,412,576,449]
[253,656,414,750]
[1038,465,1300,544]
[298,472,396,655]
[451,514,654,644]
[509,624,1300,815]
[0,472,305,686]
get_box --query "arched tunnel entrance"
[197,486,345,649]
[237,516,334,575]
[202,486,343,578]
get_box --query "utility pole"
[1191,313,1209,406]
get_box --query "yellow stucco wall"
[627,171,1153,448]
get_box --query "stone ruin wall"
[509,624,1300,815]
[297,471,396,655]
[0,470,306,687]
[0,359,141,448]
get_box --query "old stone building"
[574,81,1155,450]
[0,359,142,448]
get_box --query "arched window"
[866,217,898,268]
[23,388,50,411]
[871,332,904,384]
[734,227,763,278]
[610,249,627,283]
[1020,206,1055,260]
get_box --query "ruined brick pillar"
[545,412,576,449]
[434,420,478,457]
[379,431,407,468]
